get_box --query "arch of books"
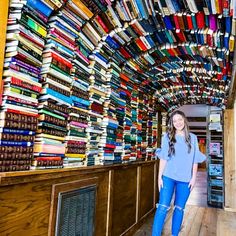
[2,0,235,170]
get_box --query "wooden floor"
[133,171,236,236]
[187,170,208,207]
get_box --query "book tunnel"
[0,0,236,235]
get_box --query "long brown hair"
[167,110,191,157]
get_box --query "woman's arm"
[189,163,198,191]
[158,159,167,191]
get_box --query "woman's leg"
[152,176,175,236]
[171,181,190,236]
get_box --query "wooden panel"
[49,177,99,236]
[224,109,236,211]
[0,180,54,236]
[139,163,155,219]
[0,161,157,236]
[112,166,137,236]
[0,172,109,236]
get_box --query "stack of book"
[87,48,109,165]
[146,97,155,160]
[63,1,93,167]
[35,1,77,169]
[86,113,103,166]
[130,84,138,160]
[120,71,133,162]
[100,61,123,165]
[0,0,54,171]
[141,96,148,159]
[151,105,158,158]
[136,92,148,160]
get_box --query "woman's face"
[172,114,185,132]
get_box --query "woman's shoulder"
[162,132,169,139]
[189,132,197,141]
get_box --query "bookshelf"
[207,106,224,208]
[0,0,236,171]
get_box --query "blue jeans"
[152,176,191,236]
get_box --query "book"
[209,163,223,176]
[209,142,221,155]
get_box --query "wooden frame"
[48,177,99,236]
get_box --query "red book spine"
[11,77,42,93]
[119,47,132,59]
[175,29,187,42]
[19,31,44,48]
[49,28,75,47]
[36,157,62,161]
[51,52,73,69]
[186,14,194,29]
[217,73,223,80]
[207,33,214,47]
[135,38,148,51]
[196,11,205,29]
[167,48,176,56]
[218,0,223,13]
[173,14,180,29]
[95,15,109,33]
[130,22,143,36]
[6,109,39,117]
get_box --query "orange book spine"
[120,73,130,82]
[73,0,93,19]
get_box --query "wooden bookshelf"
[0,160,158,236]
[207,107,224,208]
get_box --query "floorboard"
[132,171,236,236]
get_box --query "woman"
[152,110,206,236]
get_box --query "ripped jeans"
[152,175,190,236]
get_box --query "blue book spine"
[225,17,232,33]
[95,52,109,63]
[27,0,53,17]
[163,16,174,30]
[60,15,80,30]
[1,128,35,135]
[205,0,212,14]
[54,21,78,38]
[105,36,120,49]
[135,0,149,20]
[205,15,209,27]
[0,141,34,146]
[72,102,88,109]
[71,95,90,106]
[46,88,72,104]
[171,0,181,12]
[49,39,74,56]
[191,14,197,30]
[154,31,164,44]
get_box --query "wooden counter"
[0,160,158,236]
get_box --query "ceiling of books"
[6,0,236,111]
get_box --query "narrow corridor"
[133,171,236,236]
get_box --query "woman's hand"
[158,177,163,192]
[188,177,196,191]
